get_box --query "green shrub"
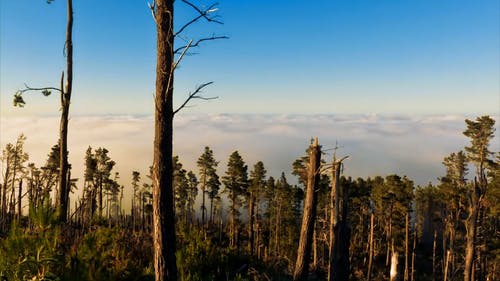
[72,227,153,281]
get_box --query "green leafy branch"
[13,83,62,107]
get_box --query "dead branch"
[172,39,193,71]
[147,1,157,24]
[173,82,217,115]
[174,34,228,54]
[175,2,222,36]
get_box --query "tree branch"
[174,35,229,54]
[13,83,62,107]
[173,82,217,115]
[172,39,193,71]
[147,0,157,25]
[175,2,222,36]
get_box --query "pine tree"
[131,171,141,230]
[173,156,189,224]
[222,151,249,248]
[462,116,495,281]
[440,151,468,281]
[248,161,266,256]
[186,171,198,225]
[197,146,219,226]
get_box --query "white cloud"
[1,113,498,211]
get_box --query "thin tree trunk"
[275,200,281,257]
[153,1,177,280]
[411,224,416,281]
[328,160,341,281]
[464,204,478,281]
[57,0,73,223]
[312,225,318,271]
[444,250,450,281]
[367,212,374,281]
[17,179,22,222]
[248,193,255,255]
[386,204,393,266]
[329,158,350,281]
[209,196,213,225]
[405,213,409,281]
[293,138,321,281]
[230,193,236,248]
[202,167,206,226]
[390,249,399,281]
[433,230,437,281]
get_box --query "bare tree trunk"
[405,213,409,281]
[433,230,437,281]
[293,138,321,281]
[275,200,281,257]
[312,226,318,271]
[230,193,236,248]
[17,179,22,222]
[328,160,341,281]
[329,157,350,281]
[386,204,393,266]
[153,1,177,280]
[464,204,478,281]
[444,250,450,281]
[57,0,73,223]
[367,212,374,281]
[390,250,399,281]
[411,224,416,281]
[248,192,255,255]
[202,167,206,226]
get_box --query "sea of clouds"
[1,113,498,210]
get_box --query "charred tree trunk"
[57,0,73,223]
[152,1,177,280]
[293,138,321,281]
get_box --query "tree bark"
[153,1,177,280]
[293,138,321,281]
[57,0,73,223]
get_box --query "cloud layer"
[1,113,498,209]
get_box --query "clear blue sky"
[1,0,499,116]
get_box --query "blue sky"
[1,0,499,115]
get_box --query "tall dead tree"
[293,138,321,281]
[148,0,226,279]
[328,155,350,281]
[13,0,73,223]
[151,1,177,279]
